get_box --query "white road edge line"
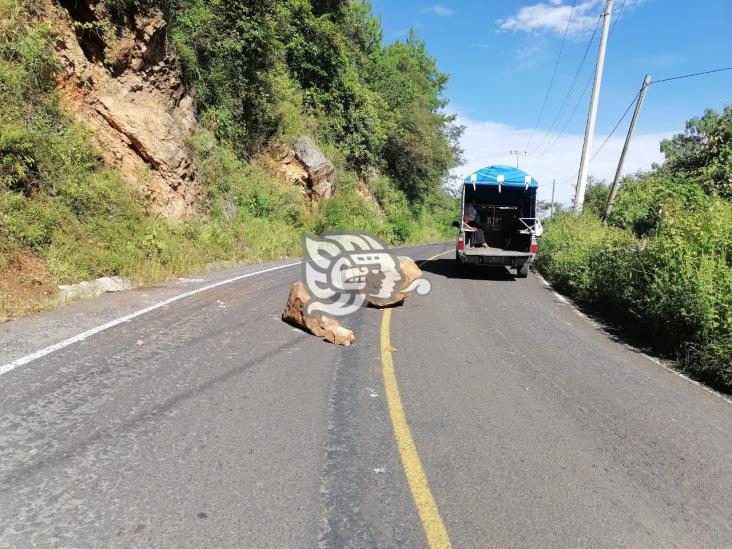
[0,261,300,377]
[534,271,731,404]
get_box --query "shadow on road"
[419,257,516,281]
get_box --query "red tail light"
[530,243,538,254]
[457,237,464,251]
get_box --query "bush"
[660,105,732,200]
[536,186,732,392]
[0,0,461,319]
[582,176,610,217]
[317,187,389,239]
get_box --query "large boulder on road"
[282,282,354,346]
[368,256,423,308]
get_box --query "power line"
[587,65,732,166]
[652,66,732,84]
[542,12,732,188]
[553,89,637,186]
[590,87,641,161]
[532,0,627,161]
[528,14,602,157]
[526,0,627,195]
[524,1,577,151]
[577,63,732,169]
[534,70,593,160]
[562,172,578,184]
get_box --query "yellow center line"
[416,248,453,267]
[380,248,452,549]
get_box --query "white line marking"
[0,262,300,377]
[534,272,730,403]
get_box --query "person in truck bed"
[463,201,489,248]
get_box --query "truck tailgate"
[460,247,531,265]
[462,247,530,257]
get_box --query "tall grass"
[535,176,731,392]
[0,1,457,319]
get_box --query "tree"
[660,105,732,199]
[165,0,461,197]
[367,31,462,199]
[169,0,288,151]
[582,176,610,217]
[536,200,564,219]
[341,0,382,62]
[310,0,348,18]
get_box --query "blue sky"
[369,0,732,203]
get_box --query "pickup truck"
[454,165,542,278]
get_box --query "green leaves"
[660,105,732,199]
[537,182,732,391]
[1,0,462,318]
[164,0,461,194]
[0,125,37,191]
[538,103,732,390]
[367,35,461,199]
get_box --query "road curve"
[0,242,730,547]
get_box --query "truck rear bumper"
[458,248,532,267]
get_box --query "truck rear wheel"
[516,262,529,278]
[455,252,465,275]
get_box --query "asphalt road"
[0,242,730,548]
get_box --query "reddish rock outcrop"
[52,1,202,220]
[274,136,334,199]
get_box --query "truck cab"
[455,165,542,278]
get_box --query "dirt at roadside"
[0,252,57,321]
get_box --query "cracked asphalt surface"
[0,242,730,547]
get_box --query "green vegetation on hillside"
[536,107,732,392]
[164,0,462,198]
[0,0,461,317]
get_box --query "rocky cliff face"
[273,137,335,200]
[51,0,202,220]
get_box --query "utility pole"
[550,178,556,217]
[573,0,613,214]
[509,150,527,168]
[604,74,652,220]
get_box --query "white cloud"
[498,0,601,37]
[422,5,454,17]
[452,114,671,205]
[498,0,646,38]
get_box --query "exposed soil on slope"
[50,0,203,220]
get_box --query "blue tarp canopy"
[463,165,538,188]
